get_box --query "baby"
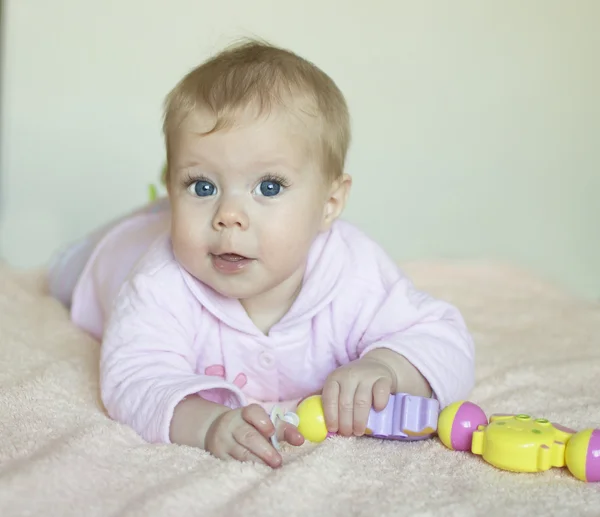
[48,40,475,468]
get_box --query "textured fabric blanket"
[0,261,599,516]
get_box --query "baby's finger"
[281,422,305,446]
[372,377,392,411]
[353,382,373,436]
[233,424,282,468]
[338,382,356,436]
[322,380,340,433]
[228,443,268,465]
[241,403,276,438]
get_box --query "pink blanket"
[1,261,599,516]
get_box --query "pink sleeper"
[69,201,475,444]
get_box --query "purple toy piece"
[366,393,440,441]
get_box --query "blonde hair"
[162,39,351,184]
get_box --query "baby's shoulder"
[331,219,402,291]
[125,234,189,294]
[131,234,177,276]
[111,235,207,326]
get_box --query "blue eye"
[190,180,216,197]
[257,180,282,197]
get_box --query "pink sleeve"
[350,274,475,410]
[100,267,246,444]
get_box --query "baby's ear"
[321,173,352,230]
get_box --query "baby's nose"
[212,199,249,230]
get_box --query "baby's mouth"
[210,253,254,274]
[216,253,248,262]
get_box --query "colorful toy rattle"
[269,393,440,448]
[437,400,600,483]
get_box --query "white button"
[258,350,275,369]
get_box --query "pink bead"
[450,402,488,451]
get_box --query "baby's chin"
[194,271,269,301]
[181,256,289,302]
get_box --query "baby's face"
[168,108,342,302]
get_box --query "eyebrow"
[252,158,298,171]
[174,157,300,175]
[174,161,205,171]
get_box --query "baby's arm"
[348,270,474,407]
[361,347,432,398]
[322,244,475,436]
[323,272,474,435]
[169,396,229,448]
[100,262,301,466]
[99,264,247,444]
[353,274,475,407]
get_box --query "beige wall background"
[0,1,598,298]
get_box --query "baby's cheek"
[259,217,314,264]
[171,218,210,271]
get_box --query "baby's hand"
[322,357,396,437]
[204,404,304,468]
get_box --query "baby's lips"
[218,253,248,261]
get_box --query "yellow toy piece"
[295,395,328,443]
[565,428,600,482]
[471,414,576,473]
[437,401,461,449]
[566,429,592,481]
